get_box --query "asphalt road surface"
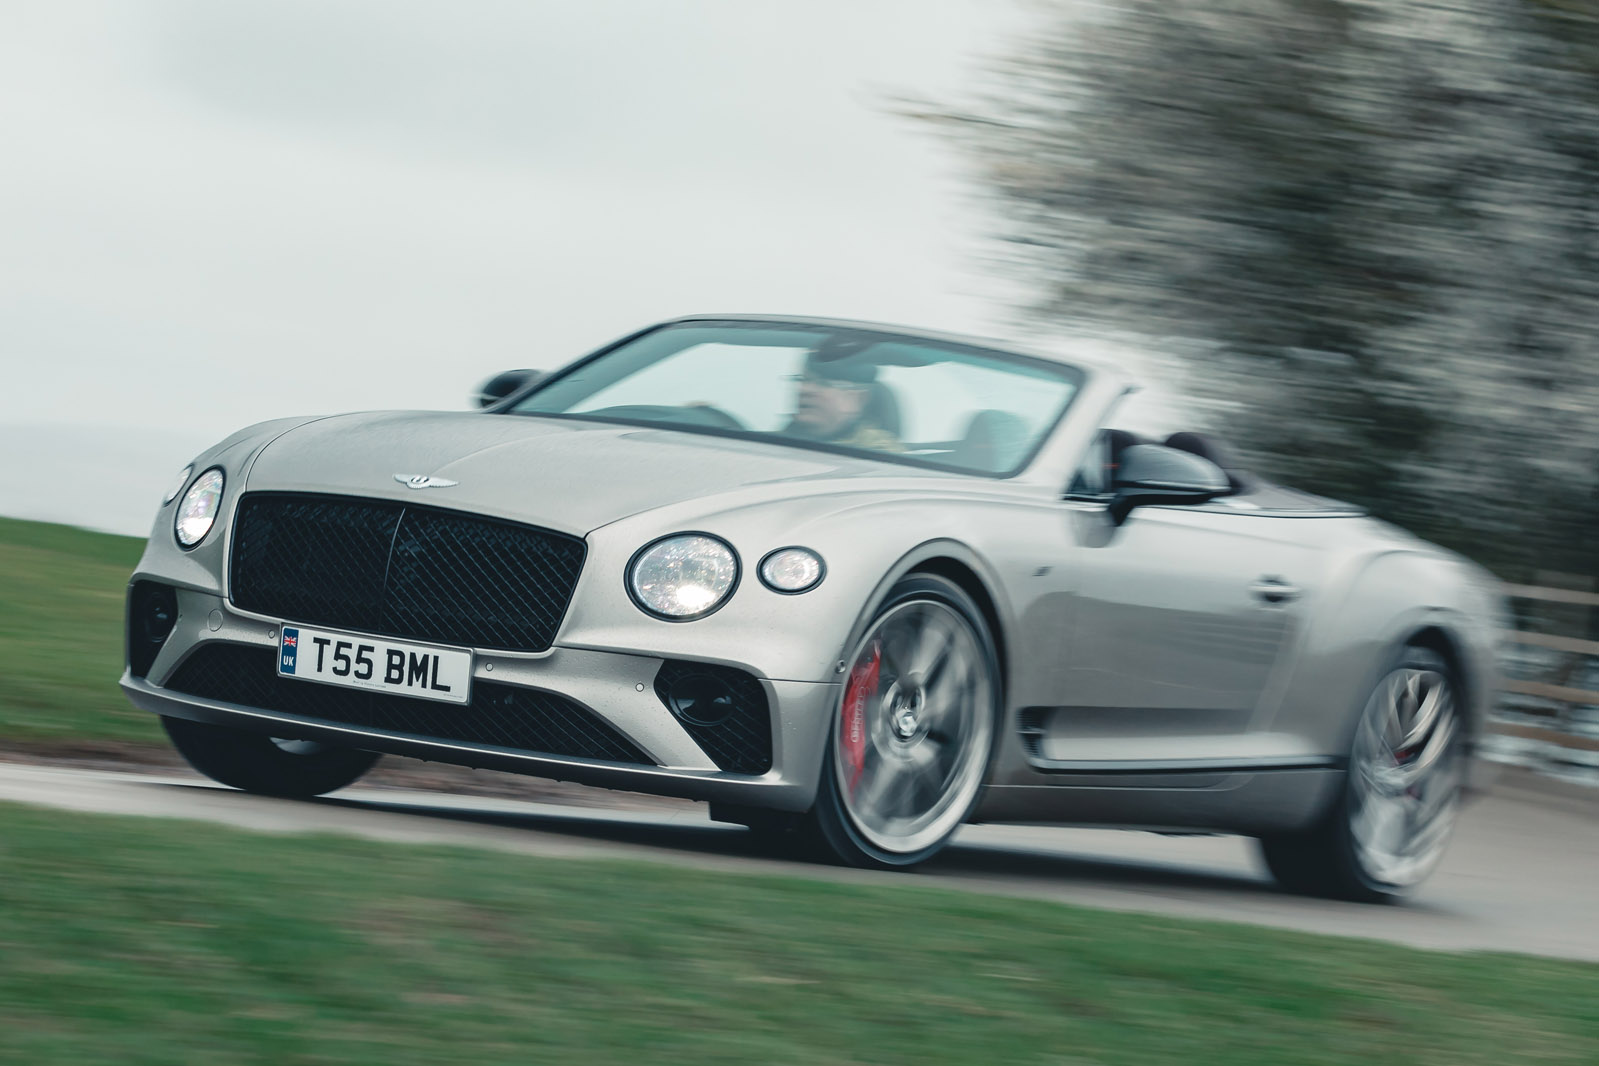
[2,760,1595,962]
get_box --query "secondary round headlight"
[174,468,225,548]
[162,464,193,505]
[758,547,825,594]
[628,534,739,620]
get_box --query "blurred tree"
[931,0,1599,584]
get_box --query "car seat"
[951,410,1031,474]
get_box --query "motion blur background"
[4,0,1597,590]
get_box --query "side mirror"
[474,369,543,409]
[1110,444,1230,524]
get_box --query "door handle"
[1250,578,1300,605]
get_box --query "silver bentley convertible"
[122,315,1503,900]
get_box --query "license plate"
[277,625,472,705]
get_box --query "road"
[2,759,1596,962]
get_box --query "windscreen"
[508,322,1085,477]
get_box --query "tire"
[162,716,380,798]
[1258,645,1465,902]
[806,573,1000,869]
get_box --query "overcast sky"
[2,1,1051,533]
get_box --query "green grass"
[0,516,156,746]
[0,517,1593,1066]
[0,801,1594,1066]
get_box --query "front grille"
[230,493,585,652]
[167,643,652,765]
[654,660,773,775]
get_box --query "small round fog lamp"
[758,547,824,594]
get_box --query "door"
[1032,500,1323,767]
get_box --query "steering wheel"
[680,403,747,431]
[575,403,747,432]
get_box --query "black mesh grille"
[654,660,772,775]
[230,494,585,652]
[167,643,651,765]
[231,495,399,633]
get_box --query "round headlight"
[628,534,739,620]
[174,468,225,548]
[758,547,825,594]
[162,464,194,505]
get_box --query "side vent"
[1016,707,1049,759]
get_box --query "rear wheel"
[1258,645,1464,902]
[162,716,380,798]
[807,574,999,869]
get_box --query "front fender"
[558,494,1025,685]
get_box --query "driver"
[782,348,901,452]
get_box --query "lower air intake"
[166,643,652,766]
[654,660,773,775]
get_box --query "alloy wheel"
[1347,666,1462,890]
[834,598,993,855]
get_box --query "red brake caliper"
[841,641,881,794]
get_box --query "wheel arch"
[1403,622,1478,748]
[905,555,1009,704]
[840,539,1013,708]
[1288,545,1495,760]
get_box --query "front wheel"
[162,717,380,798]
[807,574,1000,869]
[1258,645,1464,902]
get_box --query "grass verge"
[0,800,1595,1066]
[0,517,155,747]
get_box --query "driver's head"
[791,349,878,438]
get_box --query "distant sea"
[2,423,217,538]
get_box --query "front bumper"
[124,587,838,812]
